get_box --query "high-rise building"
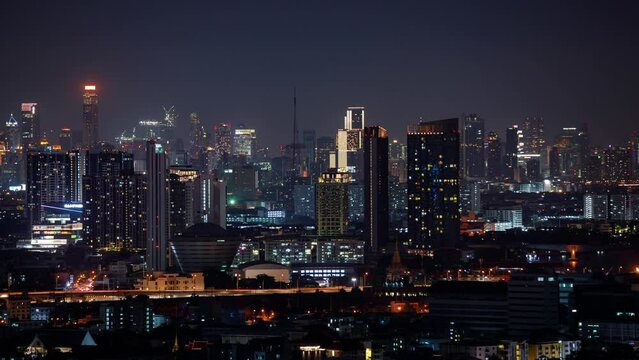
[344,106,365,130]
[583,194,608,220]
[82,149,145,249]
[316,172,350,236]
[58,128,73,152]
[215,123,232,164]
[461,114,485,178]
[316,136,335,174]
[504,126,519,180]
[169,166,198,238]
[188,112,206,158]
[195,175,226,228]
[486,131,502,179]
[364,126,389,253]
[232,126,257,161]
[21,103,40,150]
[407,119,460,249]
[68,150,85,203]
[146,141,169,272]
[601,146,632,182]
[26,151,70,225]
[302,130,316,178]
[1,114,22,188]
[4,114,20,151]
[389,139,407,183]
[82,85,99,149]
[293,184,315,219]
[521,116,545,155]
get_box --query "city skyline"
[3,0,639,150]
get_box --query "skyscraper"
[169,166,198,238]
[364,126,389,253]
[83,148,145,250]
[302,129,316,178]
[486,131,502,179]
[26,151,70,225]
[82,85,99,149]
[461,114,485,178]
[232,126,257,161]
[316,171,350,236]
[21,103,40,150]
[215,123,232,165]
[4,114,20,151]
[68,149,85,203]
[504,126,519,180]
[188,112,206,159]
[407,119,460,249]
[59,128,73,152]
[146,140,169,272]
[521,116,545,155]
[344,106,365,130]
[316,136,335,174]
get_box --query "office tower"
[486,131,501,179]
[58,128,73,152]
[336,129,363,173]
[146,141,169,271]
[461,114,485,178]
[344,106,365,130]
[316,136,335,174]
[521,116,545,154]
[504,126,519,180]
[26,151,70,224]
[348,183,364,222]
[508,272,559,338]
[407,119,460,249]
[460,179,481,215]
[21,103,40,150]
[83,149,145,250]
[316,171,350,236]
[232,126,257,161]
[583,194,608,220]
[364,126,389,253]
[68,150,85,203]
[389,139,407,183]
[194,175,226,228]
[302,130,316,177]
[188,112,206,158]
[169,166,198,238]
[601,146,632,182]
[82,85,99,149]
[4,114,20,151]
[215,123,232,162]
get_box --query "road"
[0,286,354,303]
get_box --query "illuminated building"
[1,114,22,188]
[21,103,40,150]
[389,139,407,183]
[139,272,204,291]
[344,106,365,130]
[316,238,365,264]
[407,118,460,249]
[26,151,70,225]
[484,205,523,230]
[83,149,145,249]
[461,114,485,178]
[196,174,226,228]
[82,85,99,149]
[335,128,363,173]
[4,113,20,151]
[68,150,85,203]
[459,179,481,215]
[486,131,501,179]
[521,116,545,155]
[232,126,257,160]
[215,122,232,163]
[583,194,608,220]
[188,112,206,158]
[316,172,350,236]
[264,239,312,265]
[146,140,169,272]
[293,184,315,219]
[169,166,198,238]
[503,125,520,180]
[601,146,632,182]
[101,296,153,333]
[316,136,335,174]
[364,126,389,253]
[348,184,363,222]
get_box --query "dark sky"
[2,0,639,150]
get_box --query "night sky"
[2,0,639,150]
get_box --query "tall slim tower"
[461,114,485,178]
[486,131,502,179]
[146,140,169,272]
[316,171,351,236]
[344,106,365,130]
[82,85,99,149]
[21,103,40,150]
[364,126,389,253]
[407,119,460,249]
